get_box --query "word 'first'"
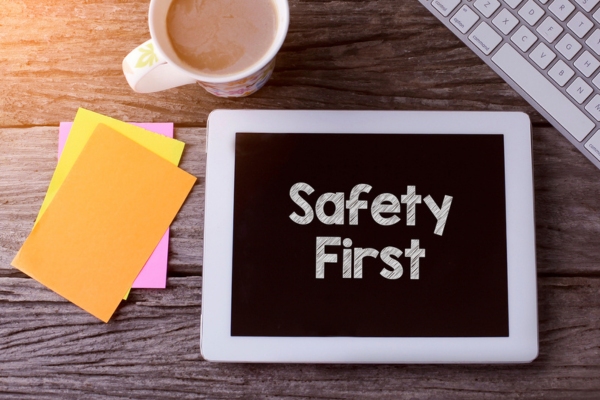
[289,183,453,236]
[316,237,425,280]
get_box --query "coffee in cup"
[122,0,289,97]
[166,0,278,77]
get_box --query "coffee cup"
[123,0,289,97]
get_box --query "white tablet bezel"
[201,110,538,363]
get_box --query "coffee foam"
[166,0,277,77]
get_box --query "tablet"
[201,110,538,363]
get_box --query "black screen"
[231,133,508,337]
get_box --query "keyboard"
[419,0,600,170]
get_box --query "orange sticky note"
[12,124,196,322]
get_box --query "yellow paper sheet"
[36,108,185,224]
[13,124,196,322]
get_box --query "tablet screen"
[231,133,508,337]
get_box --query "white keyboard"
[419,0,600,170]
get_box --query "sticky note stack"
[12,109,196,322]
[59,121,173,290]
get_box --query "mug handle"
[122,39,197,93]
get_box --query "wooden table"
[1,0,600,398]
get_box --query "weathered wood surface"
[0,276,599,399]
[0,0,544,127]
[1,0,600,398]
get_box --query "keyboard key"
[585,95,600,120]
[536,16,563,43]
[594,8,600,23]
[567,77,593,103]
[469,22,503,55]
[433,0,461,17]
[519,0,545,25]
[511,25,538,51]
[504,0,524,8]
[593,72,600,88]
[492,43,594,141]
[568,12,593,38]
[584,129,600,160]
[549,0,575,21]
[475,0,501,17]
[549,59,575,85]
[574,0,600,12]
[530,43,557,68]
[451,5,480,34]
[574,50,600,77]
[555,33,582,59]
[586,29,600,56]
[493,8,520,34]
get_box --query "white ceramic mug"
[123,0,289,97]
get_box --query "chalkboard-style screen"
[231,133,508,337]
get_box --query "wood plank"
[2,125,599,278]
[533,127,600,276]
[0,276,598,398]
[0,0,544,127]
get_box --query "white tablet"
[201,110,538,363]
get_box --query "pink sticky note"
[59,122,173,289]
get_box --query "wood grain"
[2,0,600,397]
[0,276,599,399]
[0,0,542,127]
